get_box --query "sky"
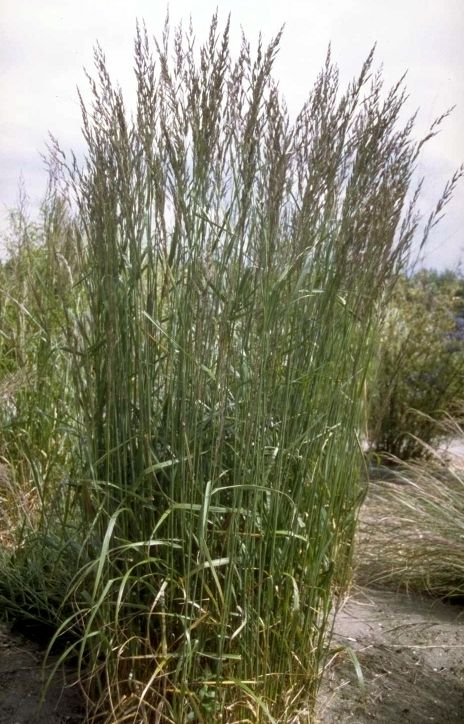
[1,0,463,269]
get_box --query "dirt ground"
[0,623,84,724]
[317,587,464,723]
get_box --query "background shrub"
[368,269,464,459]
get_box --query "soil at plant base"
[0,622,85,724]
[317,587,464,723]
[1,588,462,724]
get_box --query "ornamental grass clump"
[36,14,457,722]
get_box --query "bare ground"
[0,623,84,724]
[317,588,464,723]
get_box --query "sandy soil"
[317,588,464,723]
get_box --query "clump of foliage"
[358,417,464,599]
[368,269,464,459]
[0,13,460,723]
[0,189,83,633]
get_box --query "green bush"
[0,192,84,637]
[368,270,464,459]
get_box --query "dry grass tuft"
[358,422,464,599]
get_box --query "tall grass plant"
[1,14,458,722]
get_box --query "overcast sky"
[1,0,463,269]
